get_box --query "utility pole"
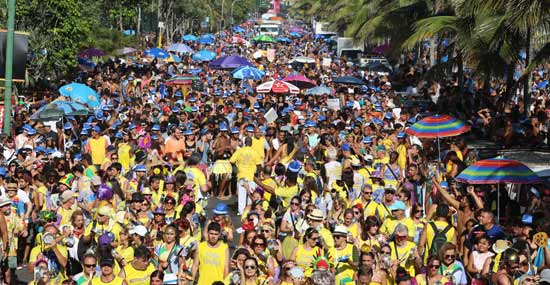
[3,0,16,135]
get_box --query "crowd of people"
[0,11,550,285]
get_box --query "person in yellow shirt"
[81,206,122,245]
[332,226,359,285]
[388,224,421,277]
[353,184,382,218]
[85,126,108,166]
[380,200,415,239]
[92,256,128,285]
[250,126,268,162]
[28,224,69,284]
[57,190,77,226]
[119,245,155,285]
[230,137,261,215]
[418,203,456,260]
[190,222,230,284]
[254,161,301,208]
[396,132,408,170]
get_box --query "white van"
[259,24,280,37]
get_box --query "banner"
[0,30,29,81]
[327,98,340,110]
[322,57,331,68]
[264,107,278,123]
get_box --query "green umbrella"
[253,35,276,43]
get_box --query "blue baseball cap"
[231,127,239,134]
[63,123,72,130]
[134,164,147,172]
[287,161,302,173]
[342,143,351,152]
[92,126,101,133]
[390,200,407,211]
[213,203,229,215]
[152,124,161,131]
[397,132,407,139]
[245,125,255,132]
[362,136,373,144]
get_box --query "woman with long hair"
[267,133,296,167]
[154,224,183,275]
[415,256,449,285]
[359,216,382,252]
[238,257,273,285]
[290,228,320,278]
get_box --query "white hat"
[333,225,348,236]
[129,225,148,237]
[0,197,11,207]
[540,268,550,283]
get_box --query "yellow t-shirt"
[397,144,407,170]
[334,243,356,285]
[380,217,415,238]
[57,207,75,227]
[123,263,156,285]
[84,220,123,243]
[180,167,207,201]
[29,244,69,283]
[229,146,261,180]
[389,240,417,276]
[251,137,267,161]
[91,276,125,285]
[116,245,134,263]
[89,136,108,165]
[117,143,133,172]
[274,185,299,208]
[426,220,455,252]
[197,241,229,284]
[295,245,319,277]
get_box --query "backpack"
[429,222,452,257]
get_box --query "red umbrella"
[257,80,300,94]
[283,74,317,89]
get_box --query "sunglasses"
[291,202,300,205]
[445,254,456,259]
[363,191,372,195]
[310,236,319,241]
[381,251,391,255]
[430,264,440,269]
[165,201,175,205]
[262,229,271,233]
[523,278,535,282]
[254,242,265,247]
[385,190,395,194]
[84,264,95,268]
[244,265,256,270]
[396,235,407,240]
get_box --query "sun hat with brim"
[129,225,148,237]
[492,239,512,254]
[59,190,76,203]
[0,197,11,207]
[389,200,407,211]
[131,192,145,202]
[6,182,18,191]
[333,225,348,236]
[97,206,114,217]
[141,187,153,195]
[307,209,324,221]
[288,267,304,279]
[213,203,228,215]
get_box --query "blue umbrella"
[208,55,254,69]
[231,66,265,80]
[167,43,193,53]
[276,37,292,43]
[333,76,366,85]
[233,26,246,33]
[289,32,302,38]
[306,86,334,96]
[144,47,169,59]
[203,33,215,39]
[197,36,214,45]
[182,34,198,42]
[31,100,90,121]
[192,50,217,61]
[123,29,136,36]
[58,83,101,109]
[165,53,182,63]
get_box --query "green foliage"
[85,28,139,55]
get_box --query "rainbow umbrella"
[455,157,542,185]
[166,74,198,86]
[405,114,470,138]
[455,157,542,222]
